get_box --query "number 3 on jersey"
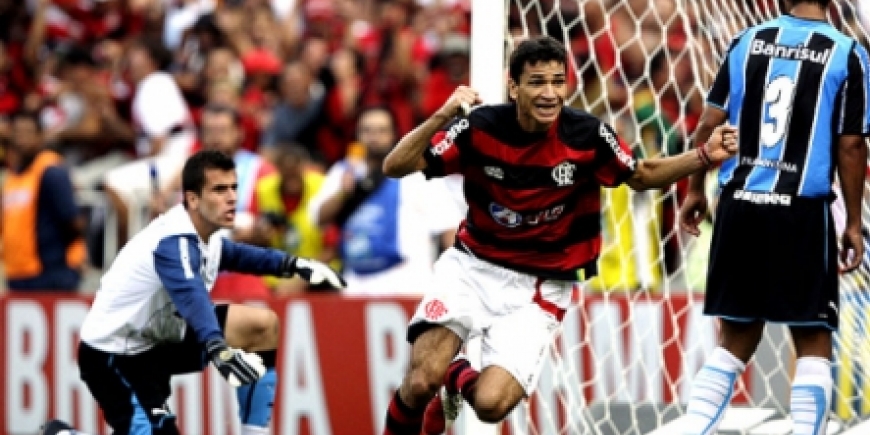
[761,76,796,147]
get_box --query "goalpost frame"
[458,1,506,435]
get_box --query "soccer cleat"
[422,386,463,435]
[37,419,74,435]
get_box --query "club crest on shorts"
[424,299,448,320]
[489,203,522,227]
[552,161,576,186]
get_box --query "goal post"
[464,0,870,434]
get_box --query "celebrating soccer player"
[378,35,739,435]
[678,1,870,434]
[40,150,345,435]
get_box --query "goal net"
[459,0,870,433]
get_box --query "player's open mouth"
[535,104,558,117]
[225,211,235,219]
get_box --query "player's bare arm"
[836,134,867,272]
[382,85,481,177]
[679,106,729,236]
[625,122,737,191]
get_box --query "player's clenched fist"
[437,85,483,119]
[703,124,739,163]
[206,338,266,387]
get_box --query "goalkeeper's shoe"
[37,419,75,435]
[422,385,463,435]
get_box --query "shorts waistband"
[452,239,595,282]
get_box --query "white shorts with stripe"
[408,247,576,394]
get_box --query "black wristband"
[205,338,228,358]
[280,255,298,278]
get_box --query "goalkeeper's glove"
[280,255,346,289]
[205,338,266,387]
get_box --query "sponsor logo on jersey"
[431,119,470,155]
[489,202,565,227]
[484,166,504,180]
[733,189,792,206]
[599,124,636,170]
[751,39,831,64]
[741,156,798,173]
[552,161,576,186]
[489,203,523,227]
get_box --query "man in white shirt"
[104,38,197,243]
[41,150,344,435]
[309,106,461,296]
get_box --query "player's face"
[189,168,238,231]
[509,60,567,132]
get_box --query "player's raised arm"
[382,85,481,178]
[624,122,737,191]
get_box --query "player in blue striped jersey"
[679,1,870,434]
[41,150,345,435]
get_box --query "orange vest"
[2,150,86,279]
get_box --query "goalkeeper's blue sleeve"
[219,238,288,276]
[154,235,222,344]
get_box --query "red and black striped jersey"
[422,103,636,281]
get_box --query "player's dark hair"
[181,150,236,207]
[10,111,43,132]
[508,35,568,83]
[791,0,831,8]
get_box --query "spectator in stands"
[261,61,325,163]
[318,46,366,165]
[238,145,335,295]
[309,106,460,296]
[2,111,85,291]
[44,46,134,189]
[103,37,196,244]
[420,33,470,118]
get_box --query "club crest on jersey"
[552,161,576,186]
[489,203,523,227]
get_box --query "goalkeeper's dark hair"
[508,35,568,83]
[182,150,236,207]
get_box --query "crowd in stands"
[0,0,866,295]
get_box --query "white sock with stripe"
[682,347,745,435]
[790,357,832,435]
[241,424,270,435]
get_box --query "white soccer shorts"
[409,247,576,394]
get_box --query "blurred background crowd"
[0,0,867,297]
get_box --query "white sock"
[682,347,746,435]
[791,357,832,435]
[241,424,270,435]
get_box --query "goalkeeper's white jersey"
[80,205,227,355]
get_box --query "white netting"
[488,0,870,434]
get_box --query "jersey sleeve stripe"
[179,237,194,279]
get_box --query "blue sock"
[237,368,277,428]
